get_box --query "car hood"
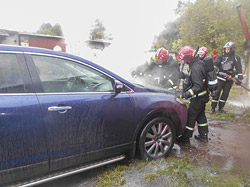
[132,83,176,95]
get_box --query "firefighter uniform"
[178,57,209,142]
[131,55,180,89]
[211,53,242,111]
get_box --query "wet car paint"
[0,45,188,185]
[130,92,187,137]
[0,95,49,170]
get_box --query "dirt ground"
[38,91,250,187]
[185,120,250,172]
[39,119,250,187]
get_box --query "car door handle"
[48,106,72,112]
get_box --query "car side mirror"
[115,81,123,94]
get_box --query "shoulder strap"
[235,56,237,62]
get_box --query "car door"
[0,52,49,185]
[25,53,135,171]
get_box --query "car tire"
[138,117,175,160]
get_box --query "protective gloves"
[227,75,233,81]
[178,72,188,79]
[183,91,192,99]
[176,90,191,99]
[237,74,243,80]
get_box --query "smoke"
[67,36,177,91]
[73,38,148,81]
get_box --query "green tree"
[36,23,63,36]
[153,0,250,56]
[174,0,192,15]
[153,21,179,50]
[175,0,249,56]
[89,19,106,40]
[172,38,184,51]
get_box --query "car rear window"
[0,53,26,93]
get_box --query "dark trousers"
[183,96,208,138]
[211,79,233,109]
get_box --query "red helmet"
[177,46,195,63]
[197,47,208,56]
[155,47,169,63]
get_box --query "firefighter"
[176,46,209,143]
[211,42,243,113]
[212,49,219,62]
[131,47,179,89]
[198,46,208,60]
[131,55,155,79]
[198,47,218,95]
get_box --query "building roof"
[0,29,64,40]
[0,30,9,37]
[0,29,18,37]
[19,32,64,39]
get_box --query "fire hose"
[218,72,250,91]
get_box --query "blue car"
[0,45,187,186]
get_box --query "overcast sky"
[1,0,181,78]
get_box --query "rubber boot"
[176,135,190,144]
[218,107,225,113]
[194,134,208,143]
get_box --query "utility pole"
[236,4,250,88]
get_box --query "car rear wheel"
[138,117,175,160]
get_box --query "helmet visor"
[176,55,182,62]
[155,57,164,63]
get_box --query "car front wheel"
[138,117,175,160]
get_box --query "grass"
[238,107,250,123]
[144,172,160,182]
[94,158,150,186]
[154,155,250,187]
[95,164,131,187]
[228,85,250,99]
[205,100,250,123]
[205,86,250,123]
[94,152,250,187]
[162,155,203,186]
[130,157,149,170]
[228,86,243,98]
[203,168,250,187]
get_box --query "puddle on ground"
[173,122,250,172]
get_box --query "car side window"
[0,54,26,93]
[32,55,115,93]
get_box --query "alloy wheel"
[144,121,173,158]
